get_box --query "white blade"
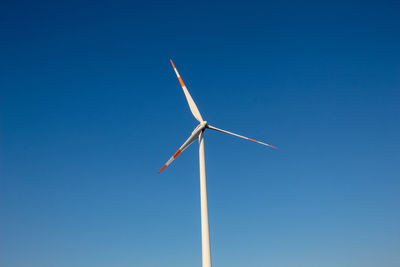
[207,125,277,149]
[170,60,204,122]
[158,131,200,173]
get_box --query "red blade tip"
[158,165,167,173]
[170,59,176,69]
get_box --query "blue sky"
[1,1,399,266]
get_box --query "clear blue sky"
[1,1,399,266]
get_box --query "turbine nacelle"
[192,121,208,135]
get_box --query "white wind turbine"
[159,60,277,267]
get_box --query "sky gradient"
[1,1,400,266]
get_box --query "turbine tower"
[159,60,277,267]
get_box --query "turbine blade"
[207,125,277,149]
[158,131,200,173]
[170,60,204,122]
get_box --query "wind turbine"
[159,60,277,267]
